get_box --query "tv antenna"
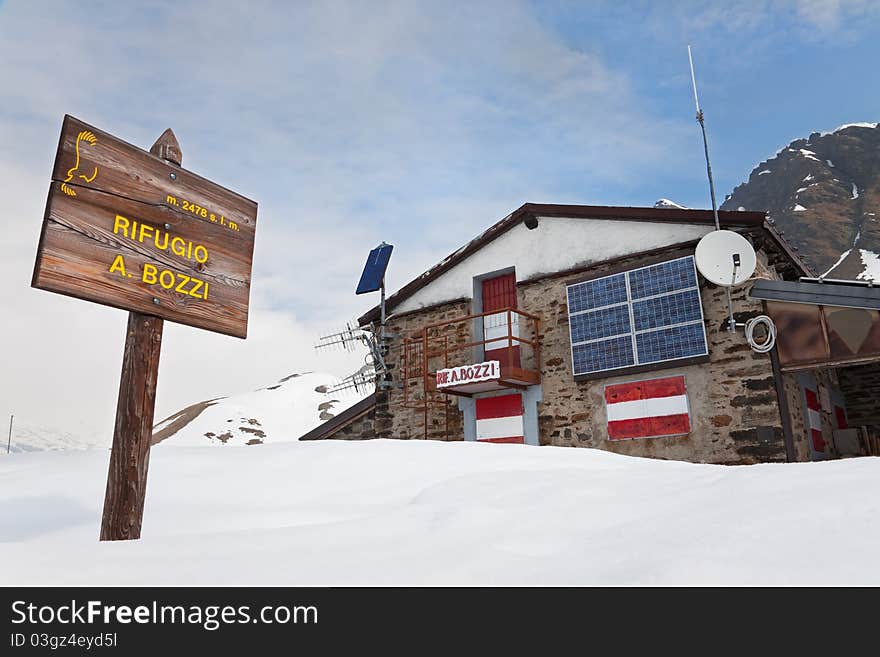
[315,242,395,394]
[314,321,387,394]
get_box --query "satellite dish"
[695,230,756,286]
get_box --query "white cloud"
[793,0,880,32]
[797,0,845,29]
[0,0,696,436]
[594,0,875,82]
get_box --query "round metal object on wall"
[695,230,757,286]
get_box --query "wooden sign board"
[32,115,257,338]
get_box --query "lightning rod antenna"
[689,46,735,332]
[688,45,721,233]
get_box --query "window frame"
[566,255,709,381]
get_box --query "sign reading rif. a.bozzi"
[436,361,501,388]
[32,115,257,338]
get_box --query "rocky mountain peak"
[721,123,880,280]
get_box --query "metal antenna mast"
[315,241,395,395]
[688,45,721,232]
[688,45,735,331]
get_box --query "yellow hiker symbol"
[60,130,99,197]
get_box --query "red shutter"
[482,273,520,367]
[482,273,517,312]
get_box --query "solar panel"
[356,243,393,295]
[636,323,707,364]
[566,256,707,376]
[569,304,630,342]
[628,257,697,299]
[572,336,635,374]
[632,289,703,331]
[566,273,627,313]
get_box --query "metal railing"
[400,307,541,440]
[403,307,541,392]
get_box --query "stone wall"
[780,371,810,462]
[376,299,472,441]
[520,245,788,464]
[321,403,378,441]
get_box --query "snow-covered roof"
[359,203,773,325]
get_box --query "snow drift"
[1,439,878,585]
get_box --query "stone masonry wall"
[781,371,810,462]
[520,245,788,464]
[322,404,378,441]
[377,299,472,441]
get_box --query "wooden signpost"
[32,116,258,540]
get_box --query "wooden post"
[99,129,180,541]
[99,312,163,540]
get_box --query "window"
[566,256,708,377]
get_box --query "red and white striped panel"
[475,394,524,444]
[604,376,690,441]
[803,387,826,452]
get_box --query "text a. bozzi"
[108,214,216,300]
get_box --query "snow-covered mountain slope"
[723,122,880,280]
[653,198,687,209]
[820,248,880,281]
[2,440,879,585]
[4,422,107,454]
[152,371,367,446]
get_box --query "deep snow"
[1,439,878,585]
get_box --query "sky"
[1,0,878,439]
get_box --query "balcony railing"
[402,307,542,398]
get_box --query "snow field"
[2,439,879,585]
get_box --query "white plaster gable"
[394,216,714,315]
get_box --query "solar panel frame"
[356,243,394,295]
[566,256,708,377]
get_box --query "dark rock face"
[721,123,879,279]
